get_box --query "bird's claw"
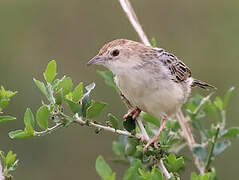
[123,107,141,120]
[143,136,159,152]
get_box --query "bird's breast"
[115,70,189,118]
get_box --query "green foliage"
[0,150,19,179]
[107,113,119,130]
[0,116,16,124]
[96,156,115,180]
[97,71,119,93]
[0,86,17,113]
[0,86,17,125]
[36,105,50,130]
[86,101,107,118]
[123,117,136,132]
[191,171,216,180]
[3,61,237,180]
[163,153,184,172]
[123,159,142,180]
[24,108,35,136]
[44,60,57,83]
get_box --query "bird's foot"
[123,107,141,120]
[143,135,159,152]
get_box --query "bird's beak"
[87,56,104,66]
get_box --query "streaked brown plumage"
[88,39,215,151]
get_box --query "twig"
[205,127,220,172]
[34,123,65,136]
[193,92,214,115]
[158,159,172,179]
[136,118,150,141]
[176,109,204,174]
[74,114,141,139]
[118,0,150,46]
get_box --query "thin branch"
[118,0,150,46]
[74,114,141,139]
[34,123,65,137]
[176,109,204,174]
[193,92,214,114]
[136,118,149,141]
[158,159,172,179]
[205,127,220,172]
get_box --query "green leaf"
[72,82,83,102]
[97,71,119,93]
[213,140,231,156]
[150,37,157,47]
[0,151,6,166]
[223,87,235,110]
[125,139,137,156]
[9,130,32,139]
[123,117,136,132]
[24,108,35,135]
[58,77,73,95]
[191,144,207,162]
[0,86,17,99]
[112,141,125,155]
[108,113,119,130]
[191,172,199,180]
[44,60,57,83]
[138,169,151,179]
[164,153,184,172]
[151,168,163,180]
[123,159,142,180]
[140,112,161,127]
[86,101,107,118]
[220,127,239,138]
[54,89,63,105]
[184,94,203,114]
[0,98,9,111]
[5,151,16,168]
[36,105,50,130]
[81,83,95,117]
[123,160,142,180]
[213,97,223,111]
[65,99,81,114]
[0,116,16,124]
[190,172,215,180]
[33,78,49,98]
[96,156,114,180]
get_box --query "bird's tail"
[192,79,217,90]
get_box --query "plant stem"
[158,159,172,179]
[34,123,64,136]
[74,113,141,139]
[118,0,150,46]
[205,127,220,172]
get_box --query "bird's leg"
[143,117,167,152]
[120,93,132,108]
[120,93,142,120]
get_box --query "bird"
[87,39,215,151]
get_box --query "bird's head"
[87,39,152,75]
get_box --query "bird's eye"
[111,49,120,57]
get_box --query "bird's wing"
[157,50,192,82]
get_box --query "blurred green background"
[0,0,238,179]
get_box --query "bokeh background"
[0,0,239,179]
